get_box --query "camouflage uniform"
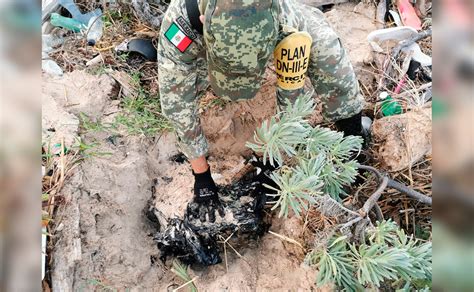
[158,0,365,159]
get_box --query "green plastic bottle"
[380,92,403,116]
[50,13,85,32]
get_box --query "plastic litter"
[367,26,431,66]
[53,0,103,45]
[368,26,418,53]
[50,12,84,32]
[42,59,64,76]
[86,54,104,66]
[388,10,403,26]
[86,14,103,46]
[380,92,402,116]
[116,38,157,61]
[58,0,101,25]
[397,0,422,30]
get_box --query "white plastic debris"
[42,59,63,75]
[388,10,403,27]
[367,26,432,66]
[86,54,104,67]
[367,26,418,53]
[86,14,103,46]
[402,43,432,66]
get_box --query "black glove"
[335,112,362,138]
[248,155,280,195]
[335,112,371,151]
[187,167,225,223]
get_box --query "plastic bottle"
[50,13,84,32]
[380,92,403,116]
[86,15,103,46]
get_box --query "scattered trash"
[58,0,101,25]
[397,0,422,30]
[42,33,65,75]
[86,54,104,67]
[42,20,54,34]
[48,0,104,45]
[422,87,432,103]
[131,0,169,29]
[127,39,157,61]
[42,58,64,75]
[42,0,60,22]
[116,38,157,61]
[414,0,429,18]
[380,92,402,116]
[86,14,103,46]
[115,39,129,52]
[368,26,431,68]
[372,107,432,171]
[50,12,84,32]
[388,10,403,26]
[42,34,64,52]
[368,26,418,53]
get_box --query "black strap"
[185,0,203,35]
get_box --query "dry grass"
[42,139,82,228]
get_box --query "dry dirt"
[372,105,432,172]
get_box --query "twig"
[360,177,389,217]
[172,276,199,292]
[359,165,432,205]
[268,231,304,249]
[393,82,432,99]
[387,179,432,205]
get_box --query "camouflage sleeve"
[278,0,365,122]
[158,1,208,160]
[305,8,365,122]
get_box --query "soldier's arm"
[157,22,208,161]
[305,12,365,122]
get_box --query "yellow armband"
[274,32,312,90]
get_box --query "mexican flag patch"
[165,22,193,53]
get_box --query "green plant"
[171,260,198,292]
[305,236,361,290]
[80,112,111,132]
[114,93,172,136]
[113,71,173,136]
[246,93,362,217]
[306,221,432,290]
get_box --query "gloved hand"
[335,112,372,164]
[186,167,225,223]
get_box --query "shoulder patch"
[176,16,197,40]
[165,22,193,53]
[274,32,313,90]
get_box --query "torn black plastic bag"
[146,169,271,266]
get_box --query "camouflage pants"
[158,0,365,159]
